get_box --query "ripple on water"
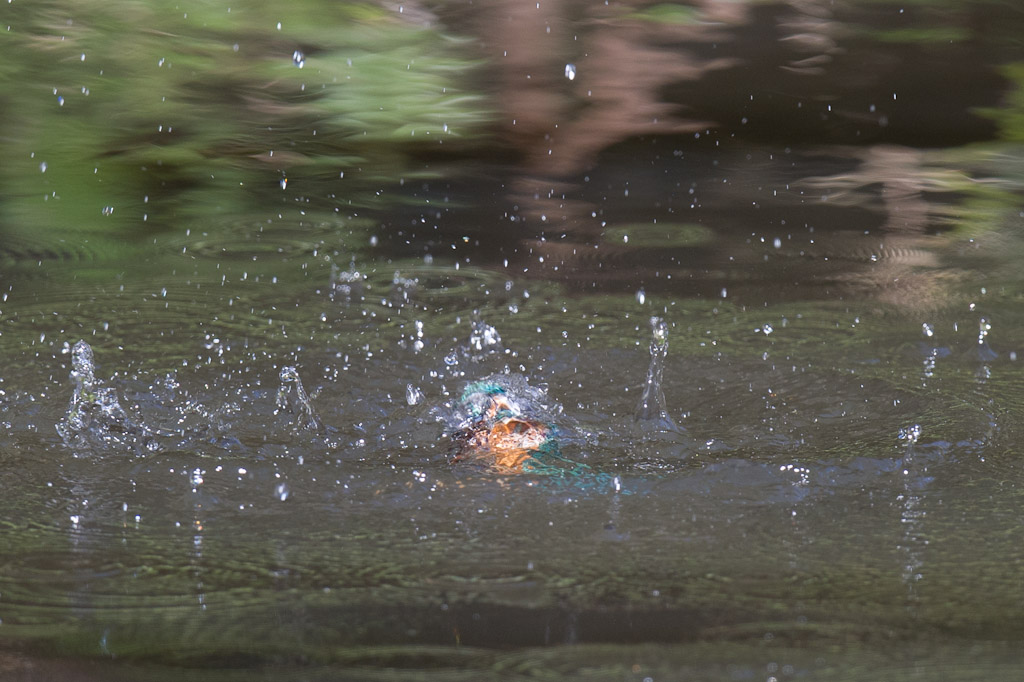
[1,272,339,371]
[172,217,358,262]
[325,262,518,313]
[0,231,111,268]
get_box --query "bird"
[448,380,560,473]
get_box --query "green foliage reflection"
[0,0,494,241]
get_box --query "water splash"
[975,317,998,363]
[274,481,291,501]
[329,262,364,304]
[56,340,155,453]
[898,423,921,445]
[399,319,425,353]
[451,375,554,427]
[391,270,418,304]
[896,423,927,600]
[275,366,323,432]
[447,374,618,490]
[406,383,424,406]
[921,323,938,380]
[467,314,503,360]
[634,317,681,431]
[447,374,557,468]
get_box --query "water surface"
[3,0,1024,679]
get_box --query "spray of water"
[275,366,324,432]
[634,316,681,432]
[329,261,364,304]
[467,313,503,360]
[56,340,155,452]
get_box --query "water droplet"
[922,323,934,338]
[898,424,921,444]
[636,288,646,305]
[564,63,576,80]
[292,50,305,68]
[978,318,991,345]
[392,271,418,304]
[274,482,290,501]
[39,162,47,173]
[101,206,114,216]
[406,384,424,406]
[329,262,364,304]
[468,316,503,359]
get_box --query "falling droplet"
[329,261,364,304]
[978,318,991,345]
[636,288,646,305]
[274,482,290,501]
[292,50,305,68]
[898,424,921,445]
[391,270,418,304]
[468,314,503,359]
[564,63,576,80]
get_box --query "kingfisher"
[448,379,561,473]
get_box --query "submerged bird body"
[449,379,559,472]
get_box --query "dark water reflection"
[3,0,1024,679]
